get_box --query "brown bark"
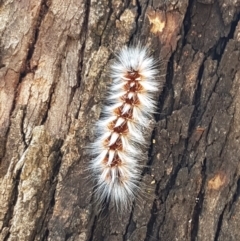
[0,0,240,240]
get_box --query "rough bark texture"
[0,0,240,240]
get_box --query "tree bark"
[1,0,240,240]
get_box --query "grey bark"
[0,0,240,241]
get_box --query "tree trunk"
[1,0,240,240]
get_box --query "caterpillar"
[90,46,159,211]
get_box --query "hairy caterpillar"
[90,46,159,211]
